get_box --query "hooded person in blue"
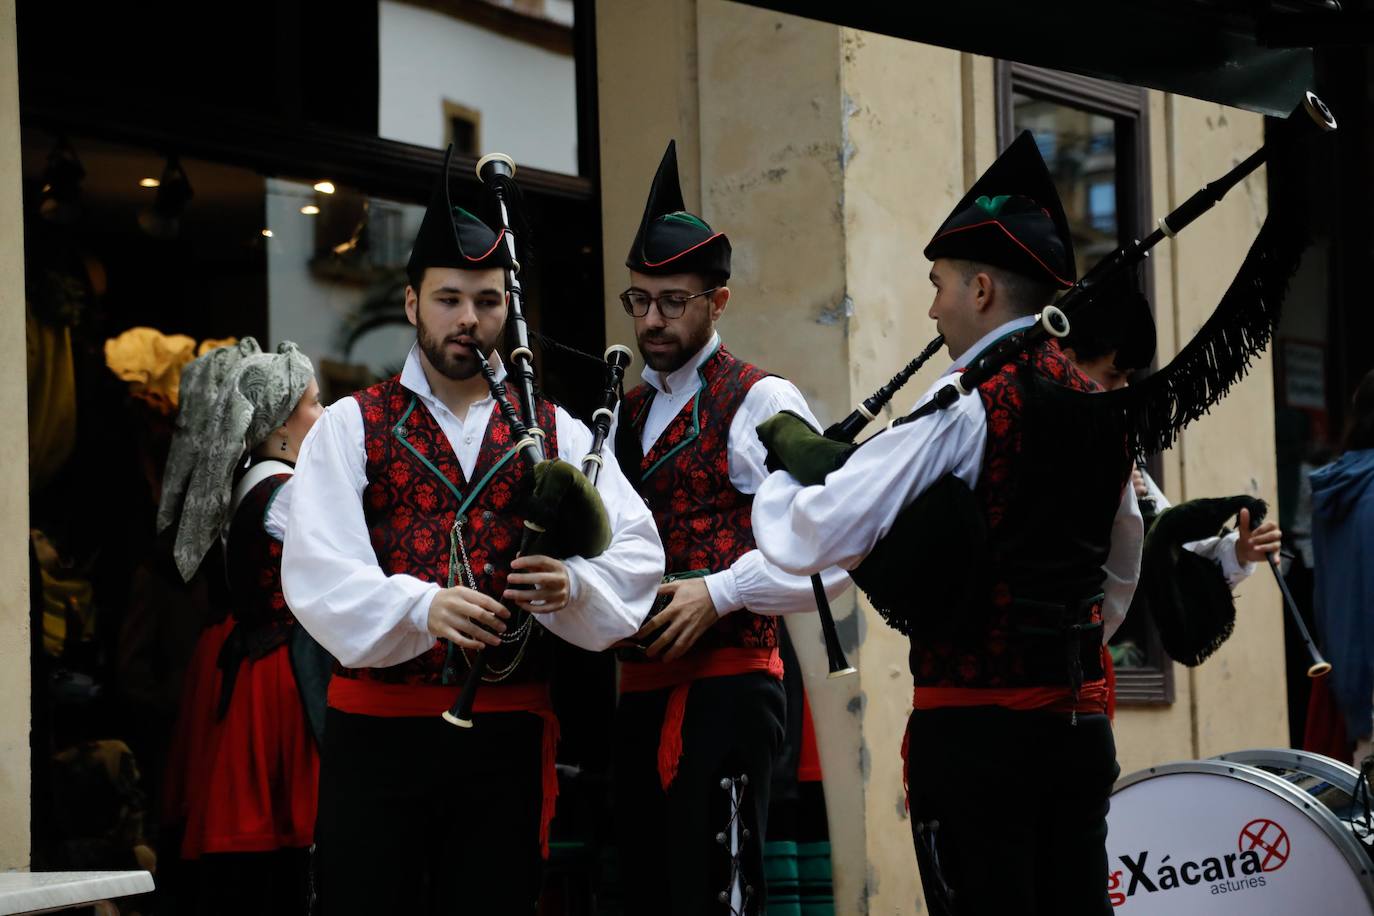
[1311,369,1374,752]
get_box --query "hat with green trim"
[407,144,513,279]
[626,140,731,279]
[924,130,1076,288]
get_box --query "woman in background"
[160,340,322,914]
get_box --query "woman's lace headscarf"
[169,342,313,581]
[157,337,263,534]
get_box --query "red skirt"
[163,618,235,825]
[1303,675,1351,763]
[174,625,320,858]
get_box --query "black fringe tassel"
[1098,215,1306,456]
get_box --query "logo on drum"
[1108,819,1284,906]
[1238,818,1290,872]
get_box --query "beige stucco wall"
[599,2,1285,911]
[0,0,30,869]
[1112,95,1288,773]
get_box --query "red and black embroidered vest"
[909,339,1131,698]
[619,344,776,661]
[341,375,559,688]
[225,472,294,636]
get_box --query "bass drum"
[1106,755,1374,913]
[1211,747,1374,866]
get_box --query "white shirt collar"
[949,315,1039,371]
[399,344,506,417]
[641,331,721,396]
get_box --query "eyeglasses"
[619,287,720,319]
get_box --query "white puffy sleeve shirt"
[282,353,664,669]
[751,319,1143,641]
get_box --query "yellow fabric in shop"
[103,326,198,414]
[26,305,77,490]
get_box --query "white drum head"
[1107,760,1374,913]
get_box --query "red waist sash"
[900,680,1109,812]
[620,647,783,790]
[912,681,1108,715]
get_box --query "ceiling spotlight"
[139,177,161,189]
[39,136,85,225]
[138,154,194,239]
[313,181,336,195]
[261,229,274,238]
[300,204,320,216]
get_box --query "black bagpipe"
[793,91,1336,656]
[1269,551,1331,678]
[800,334,950,677]
[581,344,634,486]
[442,154,627,727]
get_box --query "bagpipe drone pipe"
[443,154,624,727]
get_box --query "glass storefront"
[21,2,605,907]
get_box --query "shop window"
[998,62,1173,705]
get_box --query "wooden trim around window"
[442,100,483,156]
[995,60,1152,270]
[1113,655,1177,706]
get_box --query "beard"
[637,317,714,373]
[416,312,496,381]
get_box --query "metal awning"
[730,0,1349,117]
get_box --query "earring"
[279,437,288,453]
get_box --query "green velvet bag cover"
[757,410,855,485]
[519,459,612,560]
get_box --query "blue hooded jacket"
[1311,449,1374,739]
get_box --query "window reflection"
[265,178,424,402]
[1012,93,1120,274]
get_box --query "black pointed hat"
[924,130,1076,288]
[625,140,731,278]
[407,145,513,280]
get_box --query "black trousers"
[192,850,311,916]
[906,706,1119,916]
[614,673,786,916]
[314,707,545,915]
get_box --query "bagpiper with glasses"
[610,141,849,916]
